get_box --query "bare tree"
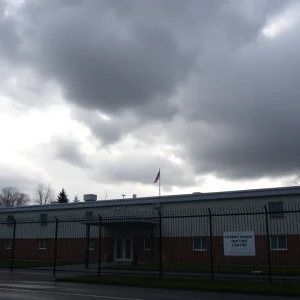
[74,195,80,202]
[0,186,31,207]
[15,192,31,207]
[33,183,54,205]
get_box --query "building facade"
[1,186,300,268]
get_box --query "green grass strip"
[57,275,300,297]
[0,259,70,268]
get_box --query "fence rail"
[0,205,300,283]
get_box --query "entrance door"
[115,237,132,261]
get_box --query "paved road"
[0,272,294,300]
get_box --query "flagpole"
[159,168,161,197]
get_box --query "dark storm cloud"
[38,26,189,115]
[176,25,300,180]
[1,0,193,119]
[1,0,286,116]
[1,0,299,184]
[0,2,21,62]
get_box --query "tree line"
[0,184,80,208]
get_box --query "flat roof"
[1,185,300,214]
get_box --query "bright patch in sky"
[262,4,300,39]
[0,99,90,151]
[97,112,111,121]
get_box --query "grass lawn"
[2,259,299,276]
[57,275,300,296]
[0,259,71,268]
[102,262,300,275]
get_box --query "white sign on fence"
[223,231,255,256]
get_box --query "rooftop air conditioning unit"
[84,194,97,202]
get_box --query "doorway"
[114,237,132,261]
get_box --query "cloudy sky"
[1,0,300,201]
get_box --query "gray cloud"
[1,0,194,120]
[51,136,90,168]
[0,158,49,195]
[94,151,195,187]
[174,24,300,180]
[46,134,194,187]
[38,26,189,115]
[1,0,300,186]
[0,174,37,194]
[1,0,286,116]
[72,107,135,146]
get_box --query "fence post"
[158,210,162,278]
[98,214,102,276]
[150,225,154,263]
[85,224,91,269]
[264,205,272,284]
[10,217,17,273]
[208,209,214,281]
[53,216,59,276]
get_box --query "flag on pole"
[153,170,160,183]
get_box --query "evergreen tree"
[74,195,80,202]
[57,188,69,203]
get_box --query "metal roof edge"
[1,185,300,214]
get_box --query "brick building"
[0,186,300,268]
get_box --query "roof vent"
[133,194,137,198]
[84,194,97,202]
[51,201,58,204]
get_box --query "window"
[38,239,47,250]
[85,240,95,250]
[6,215,14,227]
[270,235,287,251]
[193,237,207,251]
[144,238,154,251]
[39,214,48,226]
[268,201,284,218]
[85,211,93,219]
[5,239,12,250]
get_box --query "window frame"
[38,238,47,250]
[144,238,155,251]
[192,236,207,252]
[85,239,95,251]
[39,213,48,226]
[270,235,287,251]
[5,239,13,250]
